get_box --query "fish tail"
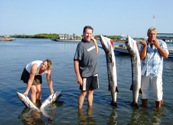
[111,101,118,107]
[139,88,142,94]
[116,86,118,92]
[131,102,139,109]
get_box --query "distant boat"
[114,44,173,58]
[52,38,81,42]
[114,45,129,54]
[0,35,13,41]
[168,50,173,57]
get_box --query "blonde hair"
[44,59,52,70]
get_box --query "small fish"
[100,35,118,106]
[125,36,142,108]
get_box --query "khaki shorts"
[141,75,163,101]
[21,68,42,85]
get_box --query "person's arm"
[152,39,169,58]
[140,40,147,60]
[74,60,83,85]
[46,69,54,94]
[23,64,37,96]
[91,36,99,54]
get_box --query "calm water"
[0,38,173,125]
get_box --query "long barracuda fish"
[17,91,62,115]
[100,35,118,106]
[40,91,62,112]
[125,36,141,108]
[16,92,40,111]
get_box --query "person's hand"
[23,91,28,97]
[152,39,160,48]
[77,75,83,85]
[91,36,96,41]
[50,90,55,94]
[91,36,99,54]
[140,40,147,47]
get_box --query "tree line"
[11,33,60,39]
[12,33,123,41]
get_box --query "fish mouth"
[100,35,113,52]
[16,92,23,100]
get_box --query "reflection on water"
[127,108,164,125]
[41,101,64,121]
[107,107,117,125]
[78,108,96,125]
[18,108,44,125]
[18,101,64,125]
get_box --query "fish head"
[126,35,138,49]
[17,92,25,100]
[125,35,139,54]
[100,35,114,54]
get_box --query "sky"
[0,0,173,37]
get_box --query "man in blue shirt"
[140,27,169,108]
